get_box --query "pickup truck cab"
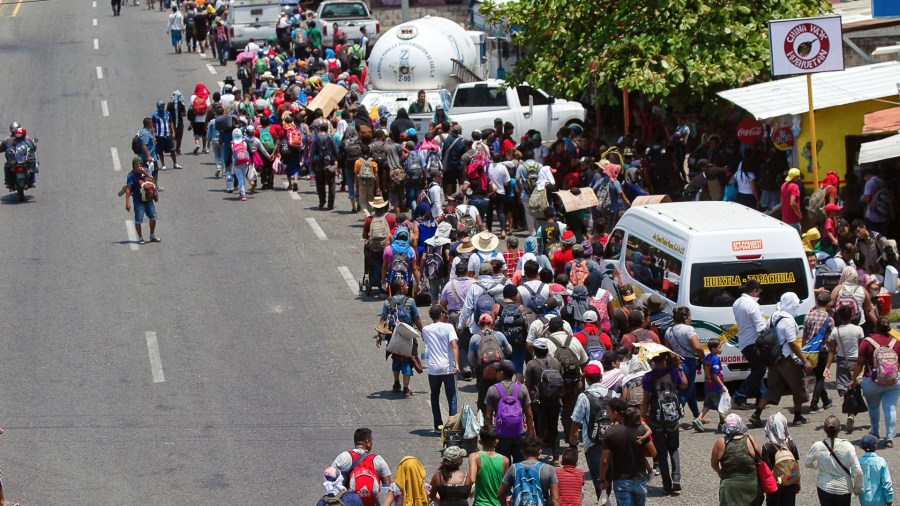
[316,0,379,49]
[450,80,585,141]
[360,89,452,132]
[226,0,282,52]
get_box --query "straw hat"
[368,196,389,209]
[457,237,475,254]
[472,231,500,252]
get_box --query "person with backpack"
[484,360,535,464]
[330,428,395,506]
[229,128,251,201]
[468,314,512,412]
[568,362,618,500]
[442,125,466,197]
[640,351,687,495]
[453,195,484,235]
[340,126,363,213]
[544,317,589,445]
[515,150,548,235]
[317,467,365,506]
[562,245,598,289]
[355,145,380,215]
[858,433,895,506]
[573,310,612,364]
[748,292,813,429]
[311,122,339,209]
[804,291,835,415]
[496,435,559,506]
[831,265,877,330]
[854,220,898,279]
[188,83,210,155]
[423,305,460,433]
[494,285,528,380]
[850,317,900,449]
[760,412,800,506]
[213,18,229,66]
[732,279,769,410]
[124,158,160,245]
[620,310,660,359]
[458,262,502,338]
[664,307,705,432]
[524,338,563,466]
[382,228,420,296]
[805,415,863,504]
[363,197,396,294]
[376,278,423,397]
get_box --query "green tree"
[482,0,829,102]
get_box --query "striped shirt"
[555,465,584,506]
[151,111,171,138]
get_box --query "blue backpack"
[474,280,498,321]
[511,462,546,506]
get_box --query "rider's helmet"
[9,122,20,135]
[14,128,25,139]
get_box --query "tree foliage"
[482,0,830,103]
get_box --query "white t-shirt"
[829,323,863,360]
[426,182,444,219]
[456,204,480,223]
[467,250,504,274]
[773,312,800,358]
[735,164,756,195]
[518,280,549,310]
[487,162,511,192]
[422,322,458,375]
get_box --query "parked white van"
[601,201,814,383]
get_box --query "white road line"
[101,100,109,117]
[217,80,224,90]
[206,63,218,75]
[290,190,301,200]
[111,147,121,172]
[125,220,139,251]
[306,217,328,240]
[96,66,103,79]
[337,266,358,295]
[92,0,97,7]
[93,18,98,26]
[93,38,99,50]
[145,331,165,383]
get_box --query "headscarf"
[774,291,801,317]
[801,228,820,252]
[378,104,392,127]
[354,105,374,131]
[419,138,440,153]
[625,166,641,184]
[414,202,436,227]
[524,235,537,254]
[840,265,858,288]
[821,171,840,190]
[722,413,748,443]
[193,82,210,101]
[171,90,184,106]
[342,125,360,144]
[764,412,791,448]
[603,163,622,180]
[568,285,590,323]
[394,456,428,506]
[391,227,411,255]
[325,48,336,60]
[322,467,346,496]
[396,108,410,120]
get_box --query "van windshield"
[689,259,809,308]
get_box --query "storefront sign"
[768,16,844,76]
[736,119,764,145]
[771,127,795,151]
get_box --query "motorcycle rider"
[1,122,37,189]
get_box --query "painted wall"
[795,97,895,185]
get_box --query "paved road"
[0,2,898,505]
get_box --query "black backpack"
[237,64,249,81]
[370,140,388,168]
[586,390,614,443]
[651,370,684,423]
[756,315,787,367]
[498,303,526,348]
[547,334,581,385]
[131,132,142,155]
[536,358,563,402]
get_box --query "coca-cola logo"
[736,118,764,145]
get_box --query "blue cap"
[861,433,880,451]
[405,128,417,137]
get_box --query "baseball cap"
[785,168,801,182]
[561,230,576,245]
[496,359,515,377]
[645,294,665,313]
[532,338,549,350]
[584,362,603,377]
[583,310,598,323]
[478,262,493,275]
[824,203,842,213]
[478,313,494,324]
[861,433,880,452]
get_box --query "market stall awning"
[717,62,900,120]
[863,107,900,133]
[858,134,900,164]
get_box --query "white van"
[601,201,814,383]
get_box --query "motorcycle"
[7,139,37,202]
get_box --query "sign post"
[768,16,844,187]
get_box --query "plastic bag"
[718,390,732,416]
[462,404,483,439]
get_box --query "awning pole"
[806,73,820,187]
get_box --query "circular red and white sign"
[783,22,831,70]
[736,118,764,145]
[771,127,794,151]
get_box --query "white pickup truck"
[449,80,586,141]
[316,0,379,49]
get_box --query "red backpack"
[232,140,250,165]
[192,96,208,117]
[344,452,380,506]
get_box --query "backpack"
[215,25,227,44]
[349,48,362,69]
[259,128,275,153]
[522,160,540,195]
[369,140,388,167]
[568,259,589,287]
[865,337,899,386]
[527,187,548,217]
[131,132,142,155]
[294,26,307,45]
[474,281,499,321]
[237,64,250,81]
[835,287,862,324]
[651,370,683,423]
[756,315,788,367]
[872,187,895,220]
[389,249,411,284]
[772,445,800,486]
[805,185,831,223]
[623,376,644,408]
[582,327,607,362]
[425,150,442,175]
[595,176,612,212]
[586,389,614,443]
[390,165,406,186]
[418,182,439,207]
[320,491,353,506]
[874,232,900,268]
[344,452,380,506]
[547,334,581,385]
[386,296,412,331]
[467,151,490,191]
[254,58,267,76]
[494,382,524,439]
[232,140,250,165]
[498,303,526,348]
[536,358,563,402]
[367,216,390,253]
[137,174,158,202]
[358,158,376,183]
[511,462,546,506]
[192,96,208,117]
[588,291,612,333]
[423,244,444,280]
[406,152,424,184]
[523,283,548,314]
[478,330,504,380]
[456,205,478,233]
[279,136,292,157]
[343,136,363,161]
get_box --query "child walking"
[859,433,894,506]
[699,338,727,433]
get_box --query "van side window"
[624,234,683,301]
[604,229,625,260]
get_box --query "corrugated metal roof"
[859,134,900,164]
[717,62,900,120]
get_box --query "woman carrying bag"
[805,415,863,506]
[711,413,764,506]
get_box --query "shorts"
[133,198,158,224]
[762,358,808,406]
[192,121,207,137]
[391,356,413,376]
[170,29,182,46]
[155,136,174,154]
[703,390,723,410]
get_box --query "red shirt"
[780,181,801,224]
[573,323,613,350]
[551,248,575,275]
[555,465,584,506]
[363,213,398,239]
[502,249,523,278]
[621,328,660,356]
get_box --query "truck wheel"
[565,119,586,130]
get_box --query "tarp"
[859,134,900,164]
[863,107,900,134]
[306,83,348,118]
[555,188,598,211]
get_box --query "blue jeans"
[342,165,356,201]
[232,163,247,196]
[211,139,223,168]
[861,377,900,440]
[487,194,506,233]
[648,419,680,491]
[469,198,489,223]
[216,42,228,65]
[132,198,157,224]
[735,343,767,403]
[428,373,458,430]
[613,476,649,506]
[585,445,604,500]
[405,183,419,211]
[679,356,700,418]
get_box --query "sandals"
[886,440,894,448]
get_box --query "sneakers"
[239,195,247,201]
[148,236,161,243]
[733,398,752,410]
[671,484,682,494]
[793,416,808,426]
[160,165,168,171]
[809,406,825,414]
[824,399,834,410]
[202,148,209,154]
[846,415,855,433]
[138,237,146,245]
[692,419,705,433]
[403,388,412,398]
[193,145,200,154]
[292,183,298,192]
[174,164,184,170]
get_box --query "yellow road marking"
[12,0,21,17]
